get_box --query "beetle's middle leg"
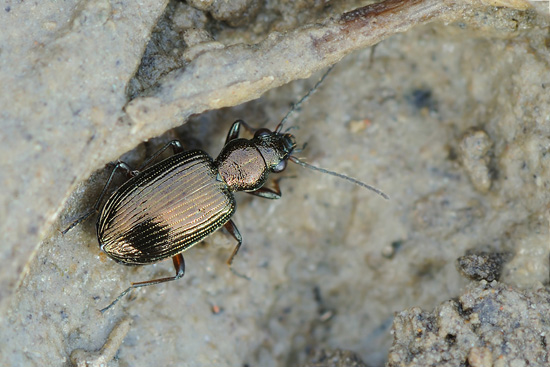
[100,254,185,313]
[223,220,242,266]
[222,220,251,280]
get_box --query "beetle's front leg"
[222,220,250,280]
[247,177,283,199]
[224,120,257,144]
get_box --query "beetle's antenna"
[292,142,308,154]
[289,156,389,200]
[284,125,300,133]
[275,65,335,133]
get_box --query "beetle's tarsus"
[230,266,251,281]
[62,210,95,235]
[100,287,132,313]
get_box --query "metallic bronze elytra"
[64,66,388,312]
[98,150,236,265]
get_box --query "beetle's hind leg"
[100,254,186,313]
[62,161,134,235]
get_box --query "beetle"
[64,66,388,312]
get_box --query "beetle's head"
[253,128,296,173]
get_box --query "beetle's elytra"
[65,67,388,312]
[98,150,236,265]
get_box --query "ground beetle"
[64,66,388,312]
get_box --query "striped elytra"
[98,150,236,265]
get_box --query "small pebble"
[456,251,509,282]
[459,129,493,193]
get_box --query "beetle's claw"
[230,267,251,281]
[100,286,132,313]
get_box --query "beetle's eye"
[254,128,271,138]
[273,160,287,173]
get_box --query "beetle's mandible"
[64,66,388,312]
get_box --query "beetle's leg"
[137,140,184,171]
[224,120,256,144]
[222,220,251,280]
[62,161,133,235]
[247,177,283,199]
[100,254,185,313]
[223,220,243,265]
